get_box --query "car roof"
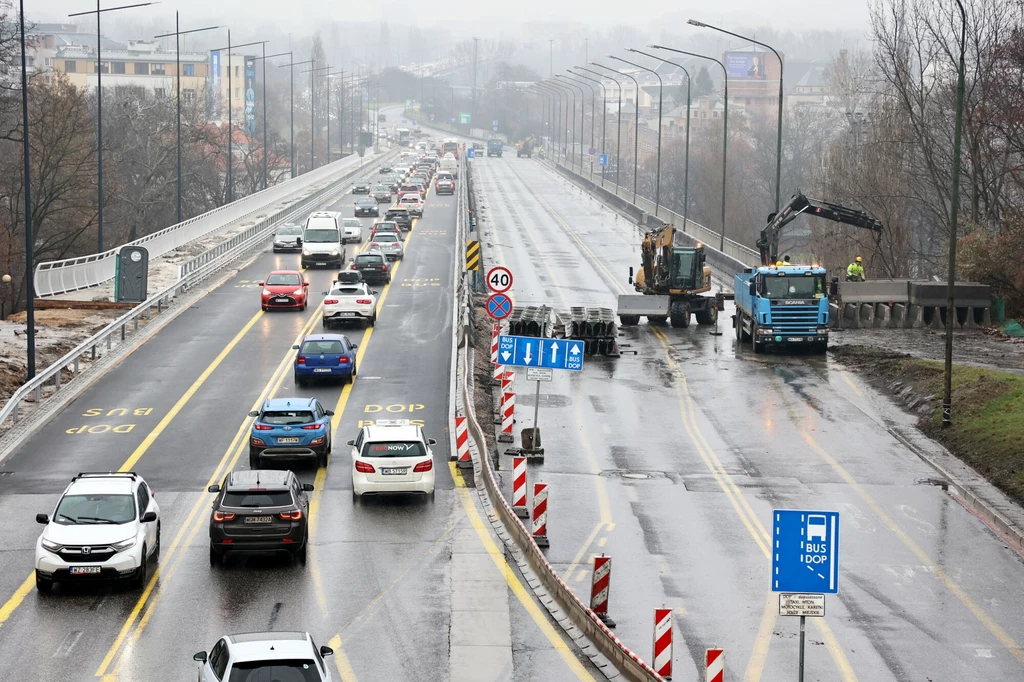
[308,211,339,218]
[225,632,315,661]
[67,474,136,495]
[363,422,421,442]
[225,469,293,491]
[267,270,301,276]
[302,333,347,343]
[263,397,316,411]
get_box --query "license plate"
[278,437,300,443]
[70,566,101,575]
[315,262,327,266]
[338,312,355,317]
[245,516,272,524]
[313,368,332,373]
[787,337,804,342]
[381,467,408,476]
[275,298,290,303]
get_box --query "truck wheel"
[670,300,690,328]
[619,315,640,327]
[695,305,718,326]
[647,316,668,325]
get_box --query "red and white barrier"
[705,648,724,682]
[490,323,501,364]
[590,554,615,626]
[532,482,549,547]
[512,456,528,518]
[653,608,673,679]
[455,416,471,468]
[498,391,515,443]
[492,363,504,384]
[500,369,515,394]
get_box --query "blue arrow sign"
[498,335,584,371]
[412,120,417,126]
[599,154,608,167]
[467,147,475,158]
[772,510,840,594]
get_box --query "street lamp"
[531,88,554,151]
[570,69,607,186]
[943,0,968,427]
[300,63,331,171]
[629,49,692,231]
[211,34,268,203]
[688,19,785,213]
[582,66,624,192]
[565,71,597,181]
[68,0,156,253]
[155,17,219,223]
[252,50,293,188]
[651,45,729,251]
[280,58,313,177]
[535,83,562,156]
[593,61,640,203]
[549,79,575,164]
[619,52,664,215]
[17,0,35,377]
[555,75,585,172]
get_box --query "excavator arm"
[756,192,883,266]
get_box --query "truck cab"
[733,265,829,353]
[487,139,503,157]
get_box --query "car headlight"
[263,289,273,296]
[111,537,136,552]
[302,249,311,256]
[41,538,63,553]
[330,249,340,256]
[293,288,304,295]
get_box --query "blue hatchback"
[247,397,335,469]
[292,334,358,387]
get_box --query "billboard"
[244,56,257,136]
[725,51,767,80]
[208,49,221,118]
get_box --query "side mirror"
[258,281,265,286]
[350,343,358,349]
[372,291,379,296]
[296,237,302,245]
[36,513,49,524]
[346,439,355,446]
[207,484,221,493]
[193,651,208,663]
[302,483,315,492]
[141,511,158,523]
[428,438,437,445]
[325,409,335,416]
[749,282,757,296]
[627,266,634,285]
[322,291,329,295]
[248,410,259,417]
[320,646,334,658]
[292,344,300,350]
[304,281,309,287]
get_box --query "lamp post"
[570,69,607,186]
[211,35,267,203]
[943,0,968,427]
[594,61,639,203]
[687,20,785,213]
[550,80,575,164]
[619,52,664,215]
[565,71,597,181]
[583,65,623,192]
[68,0,156,253]
[651,45,729,250]
[280,58,313,177]
[252,50,292,188]
[154,16,218,224]
[300,63,330,170]
[535,83,562,157]
[17,0,34,377]
[629,50,692,231]
[555,75,585,172]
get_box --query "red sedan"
[260,270,309,311]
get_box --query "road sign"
[493,119,499,126]
[588,147,596,155]
[771,509,839,594]
[450,117,456,123]
[467,147,475,158]
[526,367,553,382]
[779,593,825,617]
[401,119,407,124]
[486,266,513,293]
[460,112,471,124]
[487,294,513,320]
[412,120,417,126]
[465,241,481,271]
[430,113,435,121]
[498,335,584,371]
[599,154,608,167]
[492,126,498,132]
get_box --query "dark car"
[379,163,393,174]
[378,113,387,122]
[292,333,358,386]
[207,470,314,566]
[435,177,455,195]
[350,251,391,284]
[352,179,371,194]
[369,185,392,203]
[384,207,413,232]
[354,197,380,217]
[381,174,402,192]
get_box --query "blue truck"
[734,192,884,353]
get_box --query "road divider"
[590,554,614,627]
[705,648,725,682]
[511,455,528,517]
[498,391,515,443]
[455,416,471,468]
[653,608,673,679]
[531,482,549,548]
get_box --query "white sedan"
[341,218,363,244]
[398,195,424,217]
[348,420,437,499]
[322,282,378,328]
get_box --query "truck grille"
[768,304,819,335]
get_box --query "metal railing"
[35,151,377,297]
[2,148,399,433]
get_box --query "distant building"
[51,40,209,100]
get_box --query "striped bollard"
[653,608,673,679]
[455,416,471,469]
[511,456,528,518]
[590,554,616,627]
[492,362,504,385]
[500,370,515,395]
[705,648,724,682]
[532,482,549,547]
[490,323,500,364]
[498,391,515,443]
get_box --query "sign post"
[771,509,839,682]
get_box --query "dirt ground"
[830,326,1024,374]
[470,291,498,457]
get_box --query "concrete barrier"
[860,302,875,326]
[909,281,991,308]
[839,280,911,304]
[874,303,892,328]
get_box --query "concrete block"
[983,307,992,326]
[839,280,911,304]
[928,307,946,330]
[908,304,925,328]
[843,302,860,328]
[910,281,991,308]
[963,307,978,329]
[874,303,892,328]
[859,302,875,326]
[892,303,907,327]
[828,302,841,328]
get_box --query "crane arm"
[756,192,883,266]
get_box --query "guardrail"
[2,148,398,434]
[35,151,375,297]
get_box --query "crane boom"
[756,192,884,266]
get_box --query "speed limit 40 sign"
[486,266,513,294]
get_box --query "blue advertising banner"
[725,51,767,80]
[208,50,221,119]
[244,56,257,135]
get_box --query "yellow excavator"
[618,224,719,328]
[516,136,535,158]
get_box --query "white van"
[439,153,458,179]
[302,211,345,268]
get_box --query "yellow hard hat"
[855,256,863,263]
[776,261,784,266]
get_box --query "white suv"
[302,211,345,268]
[348,420,437,499]
[194,631,334,681]
[35,472,160,593]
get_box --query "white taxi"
[348,420,436,500]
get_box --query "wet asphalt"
[472,154,1024,682]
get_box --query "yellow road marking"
[328,635,359,682]
[743,592,780,682]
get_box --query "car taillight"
[355,461,375,473]
[297,356,306,364]
[371,242,380,247]
[310,436,326,445]
[301,423,321,430]
[279,510,303,520]
[339,356,350,364]
[250,437,266,446]
[413,460,433,473]
[381,264,388,271]
[324,299,339,305]
[254,423,272,431]
[356,298,372,304]
[213,511,235,522]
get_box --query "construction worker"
[783,255,792,265]
[846,256,866,282]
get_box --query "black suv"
[354,197,380,217]
[384,207,413,232]
[351,252,391,284]
[208,470,313,567]
[352,179,371,194]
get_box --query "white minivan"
[302,211,345,269]
[439,153,458,179]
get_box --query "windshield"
[330,286,363,295]
[763,275,826,299]
[303,228,340,243]
[356,254,384,264]
[356,199,375,205]
[375,235,399,243]
[261,410,314,425]
[54,494,135,525]
[400,196,420,204]
[300,340,345,354]
[361,441,427,458]
[372,186,388,192]
[276,226,302,236]
[228,660,321,682]
[222,491,293,508]
[342,219,361,227]
[670,251,699,289]
[266,273,301,286]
